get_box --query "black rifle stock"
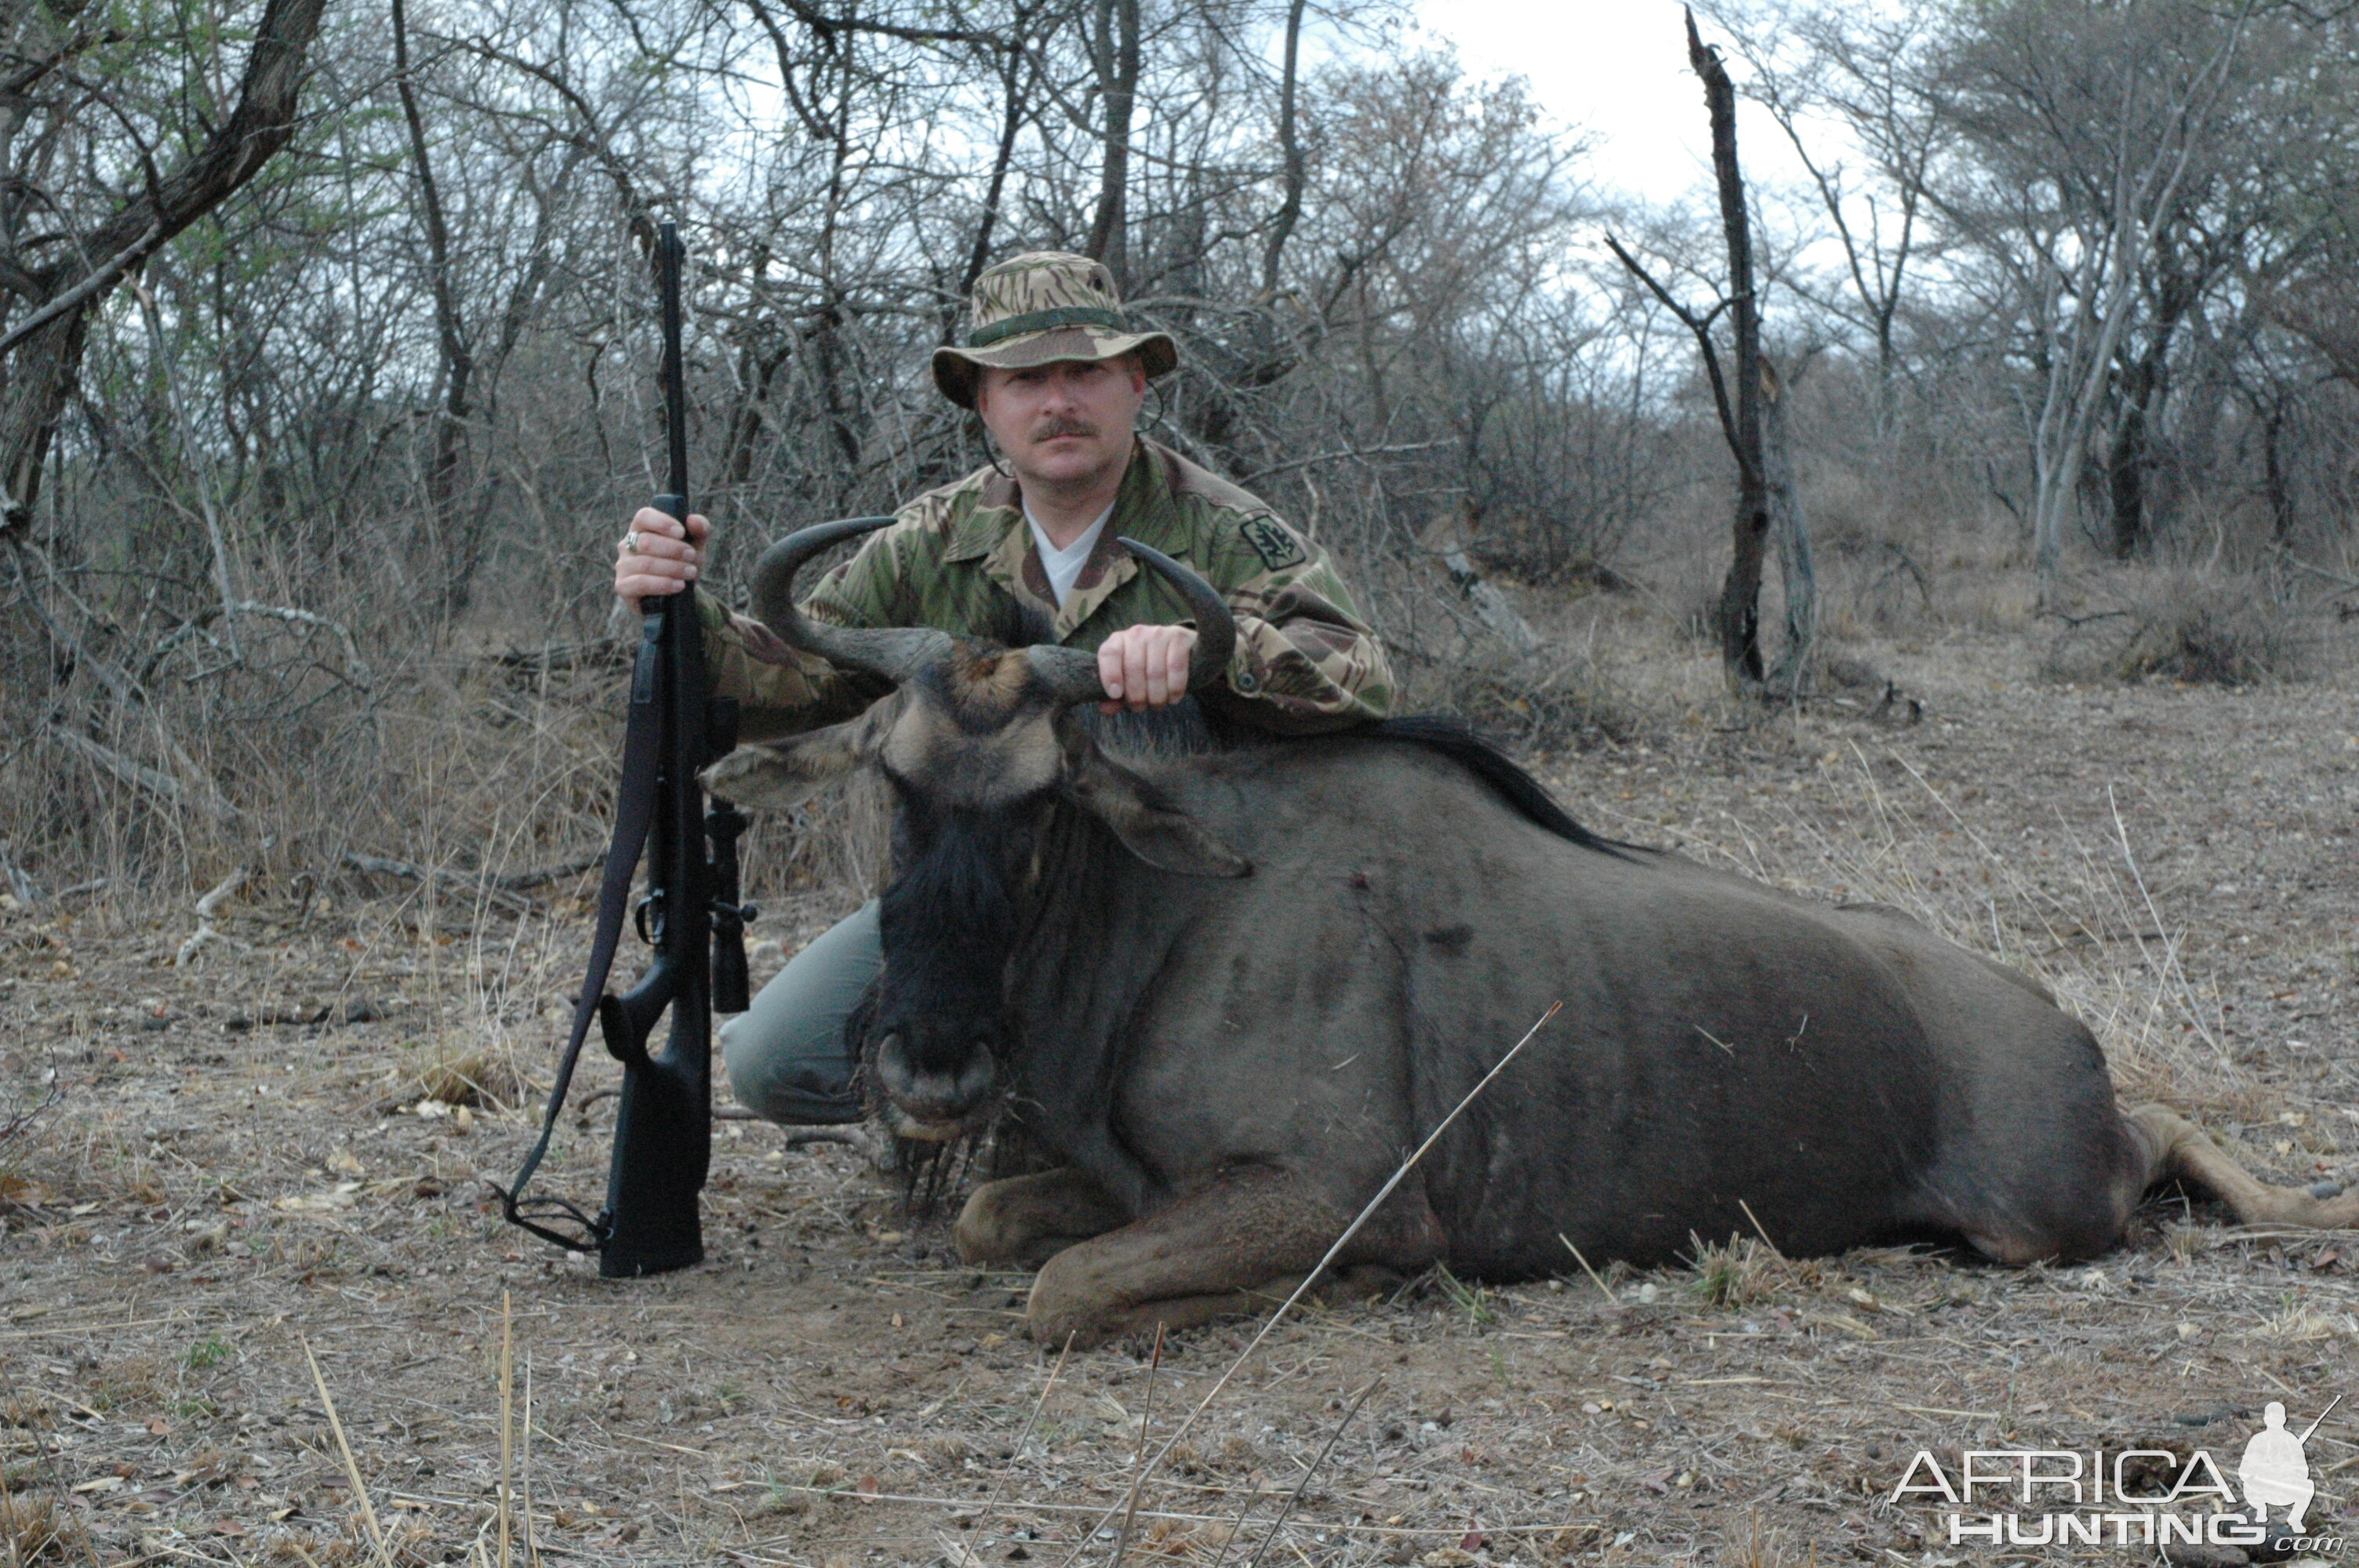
[500,220,753,1278]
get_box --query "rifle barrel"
[656,222,689,514]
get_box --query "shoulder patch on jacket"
[1238,516,1307,572]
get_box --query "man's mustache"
[1029,418,1098,441]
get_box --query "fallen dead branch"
[342,851,541,915]
[49,723,241,823]
[173,864,249,967]
[302,1335,396,1568]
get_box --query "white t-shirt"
[1024,499,1116,608]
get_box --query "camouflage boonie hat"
[932,250,1178,408]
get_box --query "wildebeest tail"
[1369,715,1626,854]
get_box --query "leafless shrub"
[1423,643,1642,755]
[2041,569,2317,687]
[0,1041,58,1151]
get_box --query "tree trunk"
[2262,392,2293,543]
[1259,0,1307,299]
[1084,0,1140,286]
[960,43,1030,304]
[2104,390,2149,560]
[392,0,474,608]
[1689,9,1768,691]
[1761,359,1816,695]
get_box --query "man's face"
[974,355,1147,492]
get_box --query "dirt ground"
[3,611,2357,1568]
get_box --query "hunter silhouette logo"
[2241,1399,2332,1534]
[1889,1395,2347,1552]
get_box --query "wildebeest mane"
[1077,695,1221,759]
[1365,715,1623,855]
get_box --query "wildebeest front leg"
[955,1167,1130,1269]
[1025,1171,1373,1348]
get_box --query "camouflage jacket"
[700,438,1394,736]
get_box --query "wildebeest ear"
[699,692,902,810]
[1062,742,1250,878]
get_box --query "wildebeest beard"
[854,702,1221,1142]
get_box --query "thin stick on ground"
[522,1355,541,1568]
[301,1335,395,1568]
[1736,1199,1783,1259]
[2108,784,2233,1073]
[1107,1323,1165,1568]
[1238,1377,1380,1568]
[1056,1002,1561,1568]
[1557,1234,1617,1303]
[1201,1483,1267,1568]
[969,1333,1074,1540]
[498,1290,515,1568]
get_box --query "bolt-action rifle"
[498,220,754,1276]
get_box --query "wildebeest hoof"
[1027,1252,1312,1348]
[954,1168,1127,1269]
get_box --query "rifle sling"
[496,626,668,1252]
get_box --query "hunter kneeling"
[609,249,1394,1131]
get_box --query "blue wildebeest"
[706,518,2358,1347]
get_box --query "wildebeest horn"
[1118,536,1236,690]
[752,516,953,684]
[1022,538,1241,707]
[1024,644,1109,706]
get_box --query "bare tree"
[1608,9,1777,691]
[0,0,331,532]
[1932,0,2253,588]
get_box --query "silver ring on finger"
[620,532,640,555]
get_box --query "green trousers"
[718,901,878,1125]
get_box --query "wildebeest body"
[995,731,2138,1288]
[707,517,2359,1347]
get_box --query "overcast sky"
[1405,0,1813,207]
